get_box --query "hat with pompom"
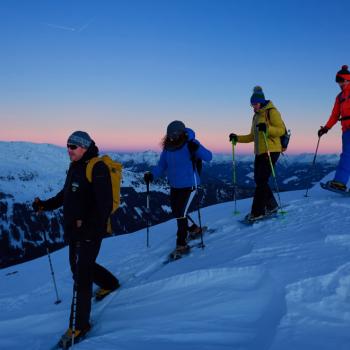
[336,65,350,82]
[250,86,266,104]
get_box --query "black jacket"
[42,143,112,241]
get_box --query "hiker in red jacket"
[318,65,350,191]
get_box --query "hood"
[185,128,195,141]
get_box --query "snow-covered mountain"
[0,141,339,268]
[1,172,350,350]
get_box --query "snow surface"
[283,176,299,184]
[1,171,350,349]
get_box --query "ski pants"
[334,129,350,186]
[69,239,119,330]
[170,187,196,246]
[252,152,280,216]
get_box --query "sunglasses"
[67,144,78,150]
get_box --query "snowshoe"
[265,205,279,216]
[94,282,120,302]
[163,245,191,264]
[320,181,349,195]
[239,212,278,225]
[57,325,91,349]
[187,225,207,241]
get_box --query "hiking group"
[31,65,350,348]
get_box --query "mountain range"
[0,141,338,268]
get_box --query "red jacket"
[325,84,350,132]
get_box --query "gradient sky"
[1,0,349,154]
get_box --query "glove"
[188,140,199,153]
[318,126,329,138]
[257,123,267,132]
[32,197,44,212]
[144,171,154,184]
[229,133,238,143]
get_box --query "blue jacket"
[151,128,212,188]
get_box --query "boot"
[327,180,347,191]
[188,224,202,240]
[244,213,265,222]
[94,281,120,301]
[169,245,191,260]
[58,324,91,349]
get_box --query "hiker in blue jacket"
[144,120,212,256]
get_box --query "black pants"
[251,152,280,216]
[170,187,195,246]
[69,239,119,330]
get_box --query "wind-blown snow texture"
[1,171,349,350]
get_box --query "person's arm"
[237,124,254,143]
[40,189,64,210]
[188,140,212,162]
[325,96,341,130]
[92,161,113,234]
[151,150,167,179]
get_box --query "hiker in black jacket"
[32,131,119,347]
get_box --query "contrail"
[77,19,94,33]
[44,19,94,33]
[44,23,76,31]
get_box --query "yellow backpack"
[86,155,122,234]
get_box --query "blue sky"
[1,0,349,153]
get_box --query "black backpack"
[266,108,291,152]
[187,143,202,175]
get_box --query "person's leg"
[265,153,280,212]
[92,239,119,291]
[251,155,269,216]
[170,187,193,246]
[251,153,279,216]
[69,240,101,330]
[334,130,350,187]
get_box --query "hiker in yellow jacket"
[229,86,285,222]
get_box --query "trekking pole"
[186,214,196,226]
[38,212,61,305]
[71,241,80,349]
[304,136,321,197]
[231,140,240,215]
[146,181,150,248]
[262,131,286,214]
[191,162,205,249]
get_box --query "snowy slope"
[1,172,350,350]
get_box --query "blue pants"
[334,129,350,186]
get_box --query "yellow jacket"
[237,101,285,155]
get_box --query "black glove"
[188,140,199,153]
[32,197,44,212]
[229,133,238,143]
[318,126,329,138]
[257,123,267,132]
[144,171,154,184]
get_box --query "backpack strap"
[86,157,101,183]
[337,91,350,104]
[265,108,286,130]
[336,92,350,121]
[187,142,202,175]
